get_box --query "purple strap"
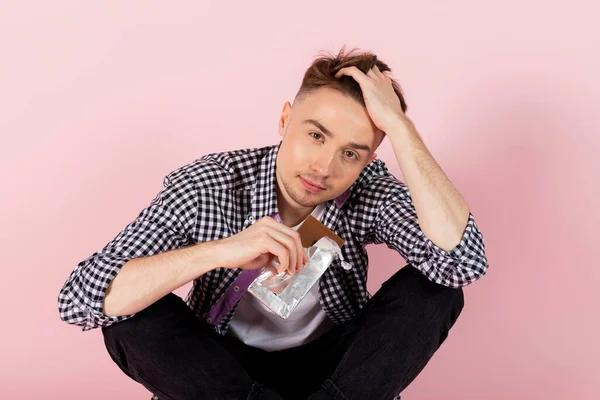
[206,212,281,326]
[206,268,261,326]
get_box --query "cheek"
[289,141,311,162]
[280,141,306,174]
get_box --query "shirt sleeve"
[368,181,488,288]
[57,167,199,331]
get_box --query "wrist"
[192,239,225,274]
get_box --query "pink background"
[1,1,598,399]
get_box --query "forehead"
[294,88,379,139]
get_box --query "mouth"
[299,176,325,193]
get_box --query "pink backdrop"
[1,1,598,399]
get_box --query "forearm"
[103,240,222,317]
[387,117,470,251]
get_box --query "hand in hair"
[334,65,411,136]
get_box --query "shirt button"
[233,285,240,292]
[206,317,212,324]
[248,215,255,222]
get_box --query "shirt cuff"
[423,212,479,261]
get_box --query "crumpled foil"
[247,236,351,319]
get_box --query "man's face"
[276,87,385,209]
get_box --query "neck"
[275,182,316,228]
[277,197,315,227]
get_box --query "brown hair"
[293,45,408,114]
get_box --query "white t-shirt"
[227,203,336,351]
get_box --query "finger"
[264,253,275,267]
[248,253,272,270]
[262,217,307,272]
[334,66,370,86]
[297,249,308,274]
[266,229,297,274]
[293,232,305,272]
[279,227,304,273]
[371,65,390,83]
[262,237,289,274]
[366,66,379,79]
[263,223,300,273]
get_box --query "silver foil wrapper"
[247,236,351,319]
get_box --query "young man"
[58,47,488,400]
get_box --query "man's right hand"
[214,216,309,275]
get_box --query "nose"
[310,150,336,178]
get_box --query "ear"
[278,102,292,137]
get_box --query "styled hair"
[293,45,408,113]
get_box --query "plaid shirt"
[58,140,488,398]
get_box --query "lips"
[299,177,325,192]
[301,177,325,189]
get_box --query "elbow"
[418,255,489,289]
[58,282,134,331]
[57,284,86,327]
[57,282,101,331]
[453,254,489,288]
[58,255,125,331]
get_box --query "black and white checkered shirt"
[58,140,488,392]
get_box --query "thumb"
[250,253,275,270]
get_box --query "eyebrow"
[303,119,372,153]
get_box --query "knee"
[435,287,463,347]
[382,265,465,325]
[445,285,464,327]
[413,265,464,321]
[416,269,465,331]
[101,292,184,357]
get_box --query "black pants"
[102,264,464,400]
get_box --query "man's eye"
[310,132,323,140]
[345,151,357,159]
